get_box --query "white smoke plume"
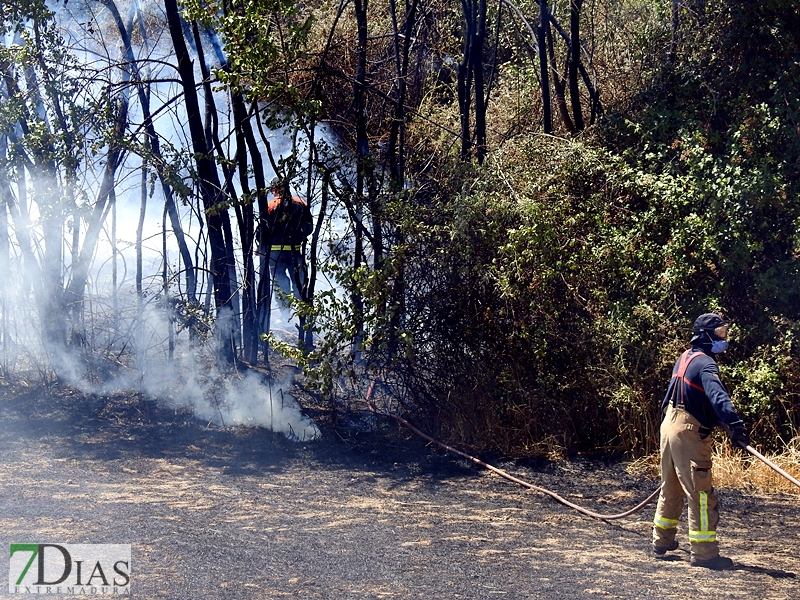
[62,323,320,441]
[151,361,320,442]
[7,293,320,442]
[1,0,324,442]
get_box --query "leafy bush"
[389,136,672,456]
[289,0,800,458]
[391,114,800,456]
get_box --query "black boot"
[652,540,679,559]
[690,555,734,570]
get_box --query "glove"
[729,422,750,448]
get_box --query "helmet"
[690,313,729,343]
[270,176,291,201]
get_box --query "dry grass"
[625,440,800,495]
[713,438,800,495]
[624,453,660,479]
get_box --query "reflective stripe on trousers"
[653,515,679,530]
[688,491,716,543]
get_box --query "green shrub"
[392,124,800,457]
[293,0,800,459]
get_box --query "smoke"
[1,0,326,442]
[195,371,320,441]
[48,302,320,441]
[0,272,320,441]
[152,360,321,442]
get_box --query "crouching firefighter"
[652,313,749,570]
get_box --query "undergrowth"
[626,440,800,496]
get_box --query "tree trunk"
[230,94,259,365]
[109,0,198,303]
[387,0,420,189]
[191,20,242,355]
[546,23,574,133]
[0,128,12,373]
[136,148,147,372]
[458,0,474,159]
[458,0,489,161]
[538,0,552,134]
[136,153,147,303]
[472,0,487,163]
[18,55,68,350]
[65,94,128,323]
[352,0,370,354]
[165,0,236,363]
[569,0,585,131]
[229,87,267,364]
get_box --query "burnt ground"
[0,381,798,599]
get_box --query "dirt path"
[0,385,798,599]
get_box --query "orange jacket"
[266,194,312,247]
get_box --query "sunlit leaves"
[183,0,314,119]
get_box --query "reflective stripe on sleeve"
[270,245,301,252]
[653,515,679,530]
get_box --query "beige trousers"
[652,405,720,560]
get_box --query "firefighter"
[261,177,313,307]
[651,312,749,570]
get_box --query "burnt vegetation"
[1,0,799,460]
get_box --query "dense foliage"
[371,0,800,456]
[201,0,800,457]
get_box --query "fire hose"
[365,379,800,522]
[740,443,800,489]
[720,422,800,489]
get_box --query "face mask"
[711,339,729,354]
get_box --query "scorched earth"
[0,383,797,599]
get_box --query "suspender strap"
[671,350,705,407]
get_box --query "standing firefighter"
[652,313,749,570]
[263,177,313,308]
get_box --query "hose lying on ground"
[366,380,800,520]
[373,405,661,521]
[365,378,659,521]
